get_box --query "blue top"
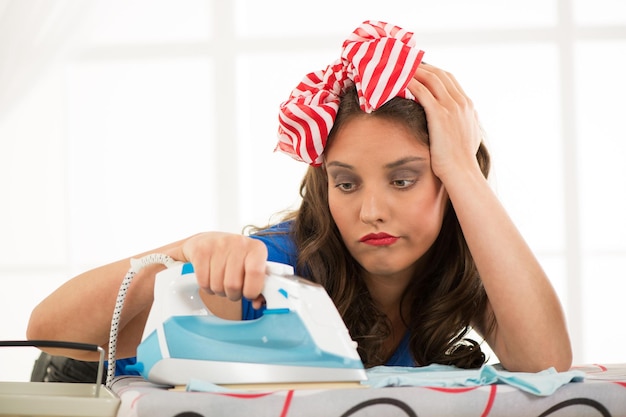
[114,221,414,375]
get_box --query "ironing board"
[109,363,626,417]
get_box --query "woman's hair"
[269,86,493,368]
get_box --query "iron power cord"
[107,253,178,387]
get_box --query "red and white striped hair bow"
[276,20,425,166]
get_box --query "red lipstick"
[359,233,399,246]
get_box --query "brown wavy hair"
[263,87,493,368]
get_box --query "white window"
[1,0,624,380]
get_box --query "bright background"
[1,0,625,381]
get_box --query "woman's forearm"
[26,240,185,361]
[443,168,572,372]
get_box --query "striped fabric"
[276,20,425,166]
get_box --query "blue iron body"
[130,262,367,386]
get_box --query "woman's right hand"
[180,232,268,308]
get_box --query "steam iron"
[129,261,367,386]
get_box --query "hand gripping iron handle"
[149,261,296,318]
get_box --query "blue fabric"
[112,357,139,376]
[241,221,299,321]
[248,221,300,273]
[385,332,416,366]
[364,364,585,396]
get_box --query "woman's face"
[325,115,448,282]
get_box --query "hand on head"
[408,63,483,182]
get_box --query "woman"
[27,21,572,374]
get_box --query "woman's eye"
[336,182,356,192]
[392,179,415,188]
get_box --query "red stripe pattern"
[276,20,425,166]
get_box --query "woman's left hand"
[407,63,482,183]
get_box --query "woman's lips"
[359,233,399,246]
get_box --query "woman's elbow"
[26,303,64,343]
[26,305,49,340]
[498,340,573,373]
[551,345,574,372]
[543,334,574,372]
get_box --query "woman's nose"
[359,188,387,224]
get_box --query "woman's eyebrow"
[326,157,427,170]
[326,161,354,170]
[385,156,428,169]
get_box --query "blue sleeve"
[110,357,140,376]
[243,221,300,320]
[248,221,299,269]
[385,332,416,366]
